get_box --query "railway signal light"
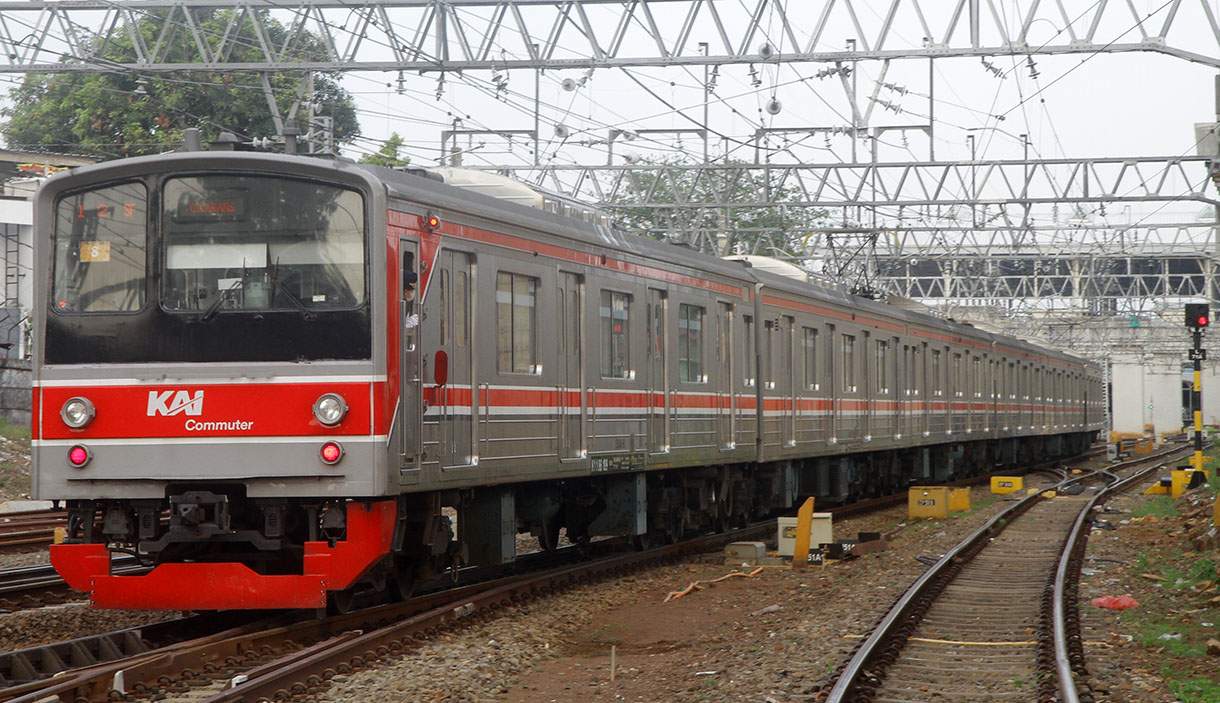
[1186,303,1210,330]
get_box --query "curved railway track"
[823,444,1191,703]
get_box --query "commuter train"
[32,136,1105,610]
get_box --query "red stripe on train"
[39,383,373,440]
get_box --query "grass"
[0,420,31,502]
[1168,675,1220,703]
[1116,448,1220,699]
[1131,496,1178,519]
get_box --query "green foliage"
[1131,496,1179,519]
[359,133,411,168]
[1168,675,1220,703]
[603,156,827,258]
[1,9,359,159]
[1125,616,1204,657]
[0,419,30,444]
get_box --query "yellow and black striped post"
[1192,327,1205,476]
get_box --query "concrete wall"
[1111,363,1147,434]
[0,358,30,426]
[1111,360,1186,436]
[1147,368,1184,436]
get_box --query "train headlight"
[313,393,348,426]
[60,397,95,429]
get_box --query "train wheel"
[535,518,562,552]
[390,559,416,602]
[329,588,357,614]
[662,512,686,544]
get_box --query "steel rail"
[1052,446,1193,703]
[824,444,1186,702]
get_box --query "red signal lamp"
[1186,303,1210,330]
[423,214,441,231]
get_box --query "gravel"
[320,478,1065,703]
[0,601,174,652]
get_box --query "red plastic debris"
[1090,595,1140,610]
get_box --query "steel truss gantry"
[3,0,1219,360]
[485,154,1218,256]
[3,0,1220,73]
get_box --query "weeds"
[1131,497,1178,519]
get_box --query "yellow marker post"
[791,497,815,569]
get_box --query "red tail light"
[68,445,91,467]
[320,442,343,465]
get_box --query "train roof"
[368,162,1094,370]
[36,150,1096,372]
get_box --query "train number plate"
[590,453,645,473]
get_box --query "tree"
[359,133,411,168]
[603,156,828,260]
[1,10,359,159]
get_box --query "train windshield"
[162,176,365,314]
[47,173,372,364]
[52,182,149,313]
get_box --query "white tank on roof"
[427,166,545,209]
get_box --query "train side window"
[456,271,468,347]
[972,357,982,398]
[931,350,942,396]
[953,354,964,398]
[763,320,774,390]
[678,303,705,383]
[803,327,818,390]
[743,315,755,387]
[842,334,856,392]
[439,268,450,345]
[875,340,889,394]
[599,290,632,379]
[496,272,538,374]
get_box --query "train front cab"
[34,153,402,609]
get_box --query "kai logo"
[147,390,204,417]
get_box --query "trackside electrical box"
[990,476,1024,495]
[908,487,971,519]
[777,514,833,557]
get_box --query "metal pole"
[701,42,709,165]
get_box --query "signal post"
[1186,303,1208,477]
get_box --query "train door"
[435,250,475,468]
[558,272,585,459]
[647,288,669,454]
[717,302,734,450]
[782,316,795,446]
[398,240,422,470]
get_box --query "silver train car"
[32,143,1104,609]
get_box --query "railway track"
[0,445,1113,702]
[0,510,64,554]
[823,444,1190,703]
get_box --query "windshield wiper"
[270,277,316,321]
[199,280,242,322]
